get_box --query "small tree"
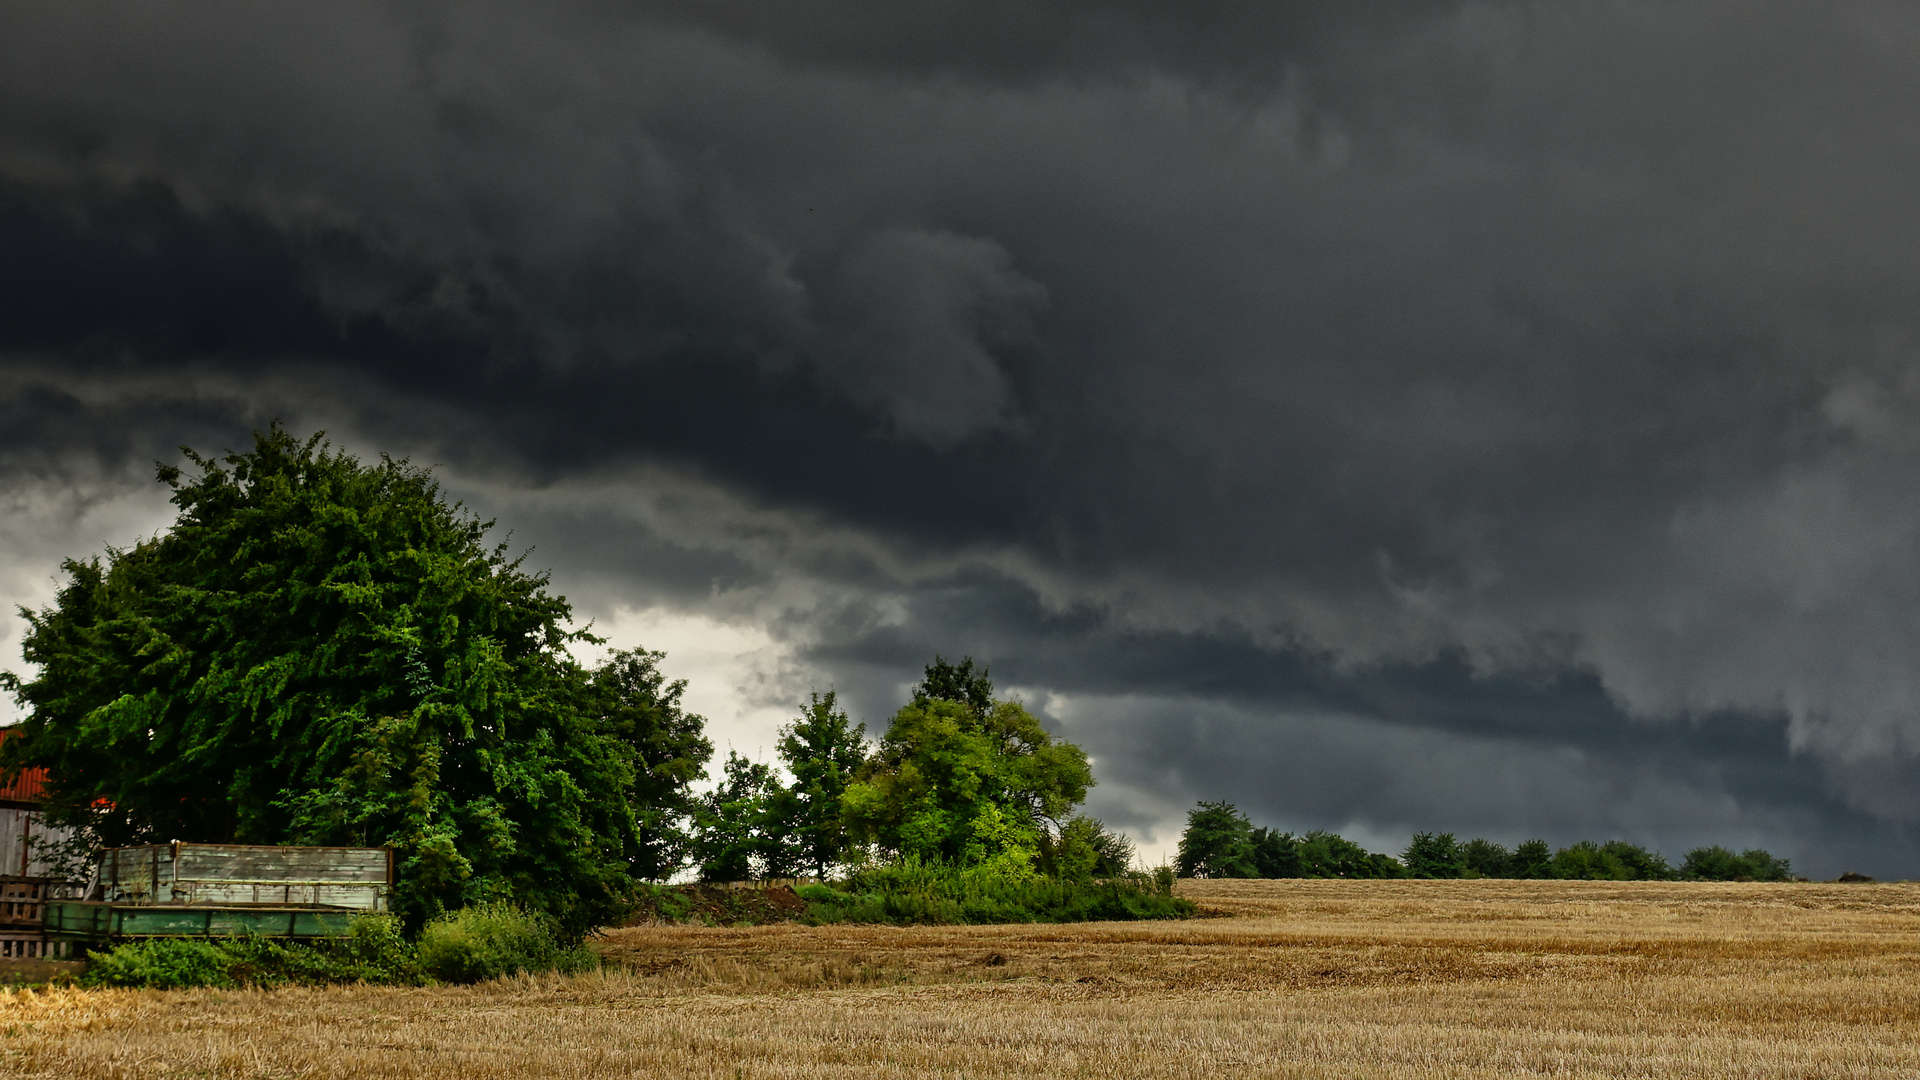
[1462,838,1513,878]
[1366,852,1407,878]
[1039,815,1135,881]
[1737,848,1793,882]
[1511,839,1554,879]
[1402,832,1468,879]
[1087,819,1138,877]
[1251,827,1304,878]
[694,751,793,881]
[580,648,714,882]
[1600,840,1675,881]
[1177,801,1257,878]
[1299,830,1392,878]
[768,691,867,876]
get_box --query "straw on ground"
[5,878,1918,1079]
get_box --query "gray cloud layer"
[4,0,1919,874]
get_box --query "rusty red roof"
[0,730,49,805]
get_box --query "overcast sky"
[6,0,1920,876]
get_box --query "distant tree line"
[1177,801,1795,883]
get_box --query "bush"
[1683,845,1793,882]
[82,939,236,989]
[416,902,598,984]
[79,907,608,990]
[345,912,420,979]
[1550,841,1630,880]
[80,915,424,989]
[797,859,1194,925]
[1037,816,1136,881]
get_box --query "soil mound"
[625,883,811,926]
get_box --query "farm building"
[0,731,76,878]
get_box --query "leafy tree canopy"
[694,750,792,882]
[1250,826,1303,878]
[912,655,995,716]
[1461,838,1513,878]
[1510,839,1554,879]
[579,648,712,881]
[769,691,868,876]
[1037,814,1137,881]
[1176,801,1256,879]
[843,659,1092,872]
[1402,832,1468,879]
[1,427,710,935]
[1682,845,1793,882]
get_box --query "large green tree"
[0,427,709,934]
[842,658,1092,871]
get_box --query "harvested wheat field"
[5,878,1920,1079]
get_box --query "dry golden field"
[4,878,1920,1078]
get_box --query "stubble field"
[4,878,1919,1078]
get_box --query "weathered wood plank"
[101,844,390,888]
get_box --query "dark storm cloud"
[7,0,1920,871]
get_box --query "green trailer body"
[45,901,361,939]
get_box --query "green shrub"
[345,913,421,980]
[416,902,598,984]
[82,939,236,989]
[798,859,1194,925]
[1683,845,1793,882]
[1550,840,1629,880]
[80,915,424,990]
